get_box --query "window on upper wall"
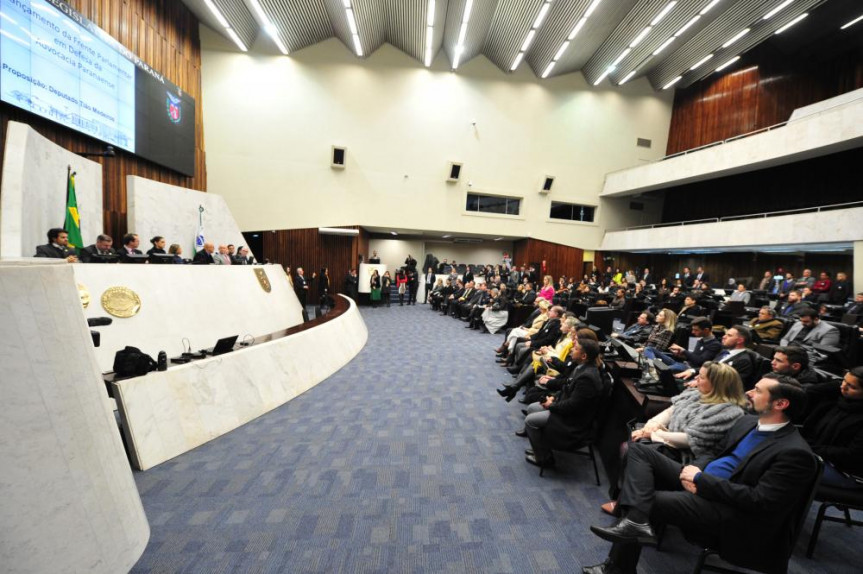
[466,193,521,216]
[550,201,596,222]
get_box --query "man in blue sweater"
[583,375,817,574]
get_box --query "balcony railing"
[611,201,863,232]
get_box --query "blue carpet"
[132,304,859,573]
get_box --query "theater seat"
[806,484,863,558]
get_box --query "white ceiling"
[181,0,858,91]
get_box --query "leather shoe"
[590,518,656,546]
[514,428,527,437]
[521,409,528,416]
[582,559,626,574]
[525,453,554,468]
[601,501,620,517]
[507,366,520,375]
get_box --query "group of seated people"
[34,228,254,265]
[472,265,861,573]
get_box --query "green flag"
[64,172,83,248]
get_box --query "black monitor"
[610,338,639,363]
[88,253,120,264]
[149,253,174,264]
[121,253,149,264]
[584,307,617,340]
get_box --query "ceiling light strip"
[841,14,863,29]
[424,0,435,66]
[512,1,553,72]
[604,1,677,86]
[775,12,807,34]
[248,0,288,55]
[663,75,682,90]
[452,0,474,69]
[342,1,363,56]
[202,0,246,51]
[542,0,602,78]
[715,55,740,72]
[721,28,750,48]
[763,0,794,20]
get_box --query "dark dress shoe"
[506,365,520,375]
[521,409,528,416]
[514,428,527,437]
[582,559,626,574]
[524,449,534,456]
[590,518,657,546]
[525,454,554,468]
[518,397,530,404]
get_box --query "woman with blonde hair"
[538,275,555,302]
[497,316,577,401]
[639,308,677,352]
[601,361,747,515]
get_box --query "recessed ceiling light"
[763,0,794,20]
[618,70,637,85]
[715,55,740,72]
[662,75,682,90]
[775,13,807,34]
[841,14,863,29]
[689,53,714,70]
[721,28,749,49]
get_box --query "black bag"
[113,346,158,378]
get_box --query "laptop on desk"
[204,335,239,356]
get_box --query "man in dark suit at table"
[34,228,78,262]
[583,376,817,574]
[192,242,215,264]
[78,234,117,263]
[119,233,144,262]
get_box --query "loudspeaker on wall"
[332,146,346,169]
[446,162,462,182]
[540,176,554,194]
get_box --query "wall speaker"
[540,176,554,194]
[446,162,462,182]
[331,146,346,169]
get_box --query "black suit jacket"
[719,349,757,390]
[693,416,817,573]
[529,317,561,349]
[682,336,722,369]
[192,250,214,264]
[545,363,605,450]
[34,243,75,258]
[521,290,537,306]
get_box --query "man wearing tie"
[675,325,756,389]
[119,233,143,262]
[78,234,117,262]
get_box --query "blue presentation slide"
[0,0,136,150]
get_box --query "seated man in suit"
[675,325,756,388]
[78,234,117,263]
[779,289,807,317]
[645,317,721,374]
[677,296,704,322]
[523,338,605,468]
[584,376,817,574]
[829,272,851,305]
[846,292,863,318]
[192,242,216,265]
[34,228,78,262]
[728,283,751,305]
[118,233,144,262]
[749,306,784,342]
[780,308,840,347]
[612,312,654,347]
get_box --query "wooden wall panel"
[512,238,584,282]
[260,226,365,297]
[606,251,853,290]
[0,0,205,243]
[667,45,863,155]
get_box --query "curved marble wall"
[114,295,368,470]
[0,261,149,573]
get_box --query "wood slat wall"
[667,46,863,155]
[0,0,205,242]
[605,252,853,290]
[261,226,365,297]
[512,238,584,282]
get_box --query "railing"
[663,121,789,160]
[611,201,863,232]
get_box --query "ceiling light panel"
[443,0,496,71]
[524,0,626,79]
[206,0,257,51]
[510,1,555,73]
[257,0,332,54]
[248,0,288,54]
[646,0,825,91]
[380,0,429,64]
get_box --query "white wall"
[422,241,514,270]
[200,28,673,250]
[0,122,103,257]
[368,238,424,273]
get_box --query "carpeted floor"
[131,304,859,573]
